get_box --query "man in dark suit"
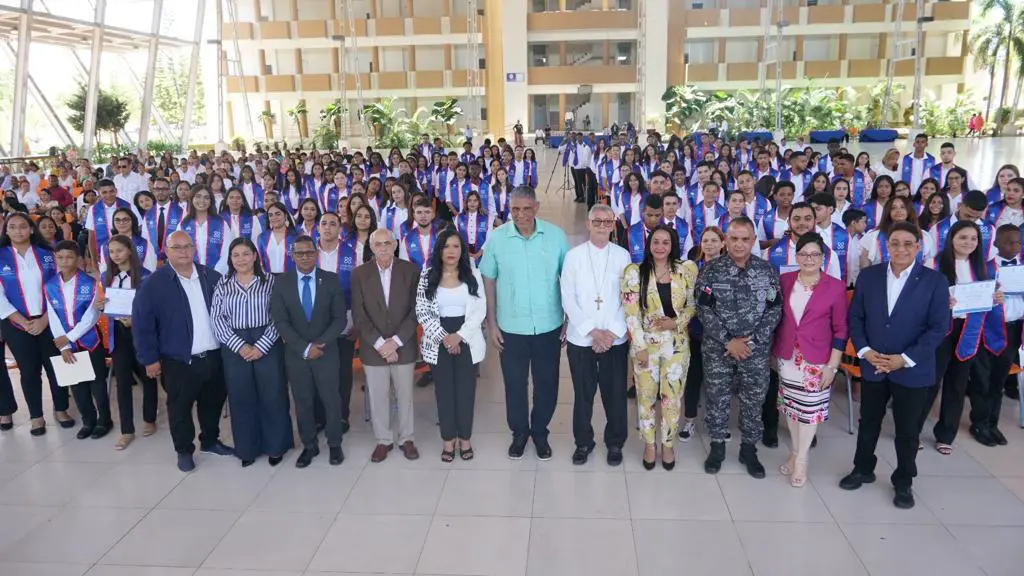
[842,221,950,509]
[351,228,421,463]
[270,235,348,468]
[133,231,233,472]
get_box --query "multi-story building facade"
[222,0,973,142]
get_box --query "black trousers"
[567,341,628,450]
[313,336,355,428]
[68,345,111,428]
[925,320,978,444]
[0,340,17,416]
[853,377,930,489]
[221,328,293,461]
[583,169,598,208]
[971,319,1020,428]
[761,368,780,439]
[683,336,703,419]
[1,319,67,418]
[111,321,158,434]
[433,316,477,441]
[500,328,561,443]
[162,351,227,455]
[572,168,586,200]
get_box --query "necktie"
[301,276,313,321]
[118,274,126,289]
[157,206,166,251]
[1002,260,1017,266]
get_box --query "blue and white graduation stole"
[951,261,1008,360]
[508,160,537,189]
[319,185,342,214]
[619,189,648,227]
[986,200,1017,226]
[456,211,489,263]
[934,217,994,261]
[627,223,648,264]
[901,153,936,186]
[419,143,434,159]
[492,187,510,222]
[434,168,453,201]
[768,237,832,275]
[0,245,57,322]
[685,183,701,209]
[241,181,264,210]
[863,201,883,231]
[460,152,476,165]
[753,166,779,181]
[182,216,226,269]
[781,170,812,200]
[827,223,850,281]
[321,237,358,304]
[448,178,472,214]
[663,216,690,254]
[304,176,328,204]
[281,185,303,214]
[381,203,400,233]
[102,235,151,272]
[144,202,183,253]
[745,193,770,223]
[403,223,438,270]
[817,155,832,174]
[833,172,866,206]
[692,202,726,245]
[257,229,296,273]
[226,212,256,240]
[599,159,617,192]
[987,185,1004,205]
[415,169,431,194]
[45,270,100,352]
[91,199,131,248]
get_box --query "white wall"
[380,47,407,72]
[380,0,401,17]
[686,40,716,65]
[272,0,293,19]
[846,34,879,60]
[803,36,838,61]
[273,49,297,74]
[302,48,335,74]
[415,46,445,70]
[725,39,759,63]
[643,0,668,125]
[297,0,332,20]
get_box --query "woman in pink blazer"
[772,233,848,487]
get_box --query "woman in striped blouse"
[211,237,293,467]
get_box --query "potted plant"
[320,99,346,135]
[257,110,275,141]
[231,136,246,153]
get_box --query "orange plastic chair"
[837,340,858,434]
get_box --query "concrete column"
[181,0,207,150]
[602,93,610,128]
[10,0,33,156]
[295,49,303,73]
[369,0,378,18]
[559,42,566,66]
[558,94,566,127]
[483,0,505,137]
[559,0,567,11]
[602,0,609,9]
[252,0,261,19]
[643,0,669,126]
[603,41,610,65]
[83,0,107,157]
[138,0,164,150]
[408,46,416,70]
[442,0,450,17]
[206,0,225,146]
[404,0,414,17]
[500,0,527,137]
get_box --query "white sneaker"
[677,421,695,442]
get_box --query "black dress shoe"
[340,420,351,435]
[839,470,876,491]
[607,447,623,467]
[571,446,593,465]
[1006,385,1020,400]
[329,446,344,465]
[295,447,320,468]
[535,439,553,461]
[268,455,284,467]
[77,426,94,440]
[241,459,255,467]
[57,417,76,429]
[90,424,110,440]
[738,444,766,479]
[30,425,46,436]
[969,425,998,447]
[508,437,527,460]
[990,427,1009,446]
[177,453,195,472]
[626,386,637,399]
[415,372,434,388]
[704,441,726,474]
[762,435,779,449]
[893,485,915,509]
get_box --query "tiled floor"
[2,138,1024,575]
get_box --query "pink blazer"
[772,272,849,364]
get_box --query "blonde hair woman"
[621,224,697,470]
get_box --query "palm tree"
[973,0,1024,120]
[430,97,463,137]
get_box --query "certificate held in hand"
[103,288,136,318]
[997,265,1024,295]
[951,280,996,316]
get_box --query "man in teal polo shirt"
[481,186,570,461]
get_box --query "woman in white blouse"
[176,185,234,274]
[860,197,936,269]
[415,228,487,462]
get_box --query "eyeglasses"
[887,240,918,251]
[167,244,193,251]
[590,218,615,226]
[113,217,133,224]
[292,250,316,257]
[797,251,823,260]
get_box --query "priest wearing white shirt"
[560,205,631,466]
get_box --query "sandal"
[780,453,796,476]
[441,448,455,463]
[460,445,474,461]
[114,434,134,451]
[936,443,953,455]
[790,462,807,488]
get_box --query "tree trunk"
[984,63,997,127]
[1012,73,1024,124]
[999,34,1014,110]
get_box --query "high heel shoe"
[642,444,656,470]
[661,445,676,471]
[779,453,796,476]
[30,417,45,436]
[0,415,13,431]
[790,461,808,488]
[54,411,76,429]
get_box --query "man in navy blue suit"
[841,221,950,509]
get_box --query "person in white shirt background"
[561,205,631,466]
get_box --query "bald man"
[133,230,234,472]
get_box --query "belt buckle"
[195,351,208,359]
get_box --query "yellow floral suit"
[621,260,698,446]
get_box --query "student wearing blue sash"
[304,162,329,205]
[238,165,264,211]
[221,187,263,243]
[781,151,813,202]
[508,145,538,190]
[142,177,182,257]
[100,207,156,276]
[100,235,157,450]
[986,176,1024,228]
[314,212,360,434]
[319,171,346,215]
[86,179,133,273]
[717,189,750,235]
[296,198,321,241]
[0,213,72,435]
[829,154,867,207]
[660,191,693,256]
[902,134,936,195]
[929,190,997,265]
[46,240,111,441]
[809,192,852,283]
[986,164,1020,204]
[626,195,664,265]
[923,220,1006,456]
[691,180,727,245]
[445,163,472,219]
[401,196,440,271]
[459,141,476,166]
[490,166,512,227]
[455,191,489,266]
[178,186,234,275]
[280,168,305,215]
[735,171,769,224]
[752,149,780,182]
[757,181,794,250]
[381,180,411,240]
[973,225,1022,446]
[257,202,298,275]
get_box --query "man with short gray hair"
[481,186,570,460]
[561,204,630,466]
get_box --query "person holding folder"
[47,240,112,440]
[99,234,158,450]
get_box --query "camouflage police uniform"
[695,254,782,445]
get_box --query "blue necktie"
[301,275,313,321]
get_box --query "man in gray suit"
[270,235,347,468]
[351,228,421,463]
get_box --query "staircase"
[568,51,595,66]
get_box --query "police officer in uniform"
[695,216,782,478]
